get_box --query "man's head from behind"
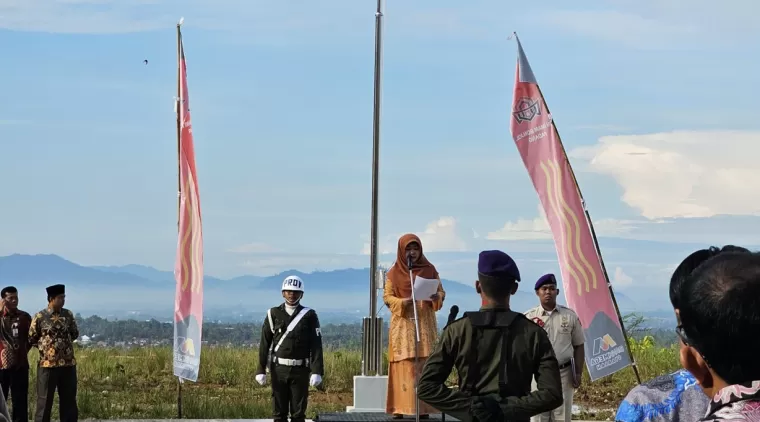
[1,286,18,311]
[476,250,520,304]
[677,251,760,397]
[669,245,749,311]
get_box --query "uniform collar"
[479,303,510,311]
[538,304,559,315]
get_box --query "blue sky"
[2,0,760,305]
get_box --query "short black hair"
[678,251,760,384]
[669,245,749,309]
[479,277,516,300]
[1,286,17,298]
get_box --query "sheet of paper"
[413,277,440,301]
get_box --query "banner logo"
[592,334,617,356]
[513,97,541,123]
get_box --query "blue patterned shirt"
[616,369,709,422]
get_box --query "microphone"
[445,305,459,328]
[407,252,414,269]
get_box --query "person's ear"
[680,345,713,390]
[535,289,540,297]
[475,281,481,294]
[510,283,518,296]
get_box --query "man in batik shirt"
[28,284,80,422]
[675,250,760,421]
[0,286,32,422]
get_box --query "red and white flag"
[173,26,204,382]
[509,34,631,381]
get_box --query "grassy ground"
[14,340,680,420]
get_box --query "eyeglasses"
[676,324,711,367]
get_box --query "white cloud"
[570,130,760,219]
[361,216,470,255]
[612,266,633,288]
[486,205,639,240]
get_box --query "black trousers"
[271,365,310,422]
[35,366,78,422]
[0,366,29,422]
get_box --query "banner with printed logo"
[173,25,205,382]
[508,35,632,381]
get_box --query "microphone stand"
[408,263,421,422]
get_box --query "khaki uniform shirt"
[524,305,584,365]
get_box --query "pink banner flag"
[509,35,631,380]
[173,26,204,382]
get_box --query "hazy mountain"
[0,254,156,287]
[0,254,635,321]
[93,263,230,284]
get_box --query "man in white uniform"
[525,274,585,422]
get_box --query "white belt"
[275,357,309,366]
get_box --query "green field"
[14,337,679,420]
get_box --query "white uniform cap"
[282,275,304,292]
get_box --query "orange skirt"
[386,358,437,416]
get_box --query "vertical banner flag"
[173,28,205,382]
[509,35,631,381]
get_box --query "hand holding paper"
[413,277,440,301]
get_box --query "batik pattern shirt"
[616,369,709,422]
[701,380,760,421]
[0,308,32,369]
[28,307,79,368]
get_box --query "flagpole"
[531,82,642,386]
[362,0,384,378]
[176,17,185,418]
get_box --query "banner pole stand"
[408,269,421,422]
[177,376,183,418]
[534,82,642,385]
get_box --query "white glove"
[255,374,266,385]
[309,374,322,387]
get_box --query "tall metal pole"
[368,0,383,320]
[361,0,385,377]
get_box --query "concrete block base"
[346,375,388,413]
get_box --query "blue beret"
[535,274,557,290]
[478,250,520,282]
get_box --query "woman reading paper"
[383,234,445,419]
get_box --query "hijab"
[386,233,439,298]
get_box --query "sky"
[2,0,760,306]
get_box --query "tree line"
[73,312,677,349]
[75,314,384,350]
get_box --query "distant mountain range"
[0,253,636,321]
[0,254,487,316]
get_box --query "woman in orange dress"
[384,233,446,419]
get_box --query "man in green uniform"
[418,250,563,422]
[28,284,79,422]
[256,275,324,422]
